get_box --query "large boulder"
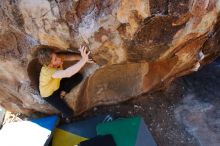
[0,0,220,115]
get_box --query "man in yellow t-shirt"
[38,46,92,120]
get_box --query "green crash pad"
[96,116,157,146]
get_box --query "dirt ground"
[80,82,198,146]
[80,59,220,146]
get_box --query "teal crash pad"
[96,116,157,146]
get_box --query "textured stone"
[67,62,149,114]
[126,16,182,62]
[0,0,220,115]
[19,0,71,49]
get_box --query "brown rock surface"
[0,0,220,115]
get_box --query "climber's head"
[38,48,63,68]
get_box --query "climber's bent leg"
[59,73,83,93]
[44,90,73,117]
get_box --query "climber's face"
[51,53,63,68]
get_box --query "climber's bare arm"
[52,46,90,78]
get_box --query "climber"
[37,45,92,121]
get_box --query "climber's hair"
[37,48,56,65]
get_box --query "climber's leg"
[44,90,73,117]
[59,73,83,93]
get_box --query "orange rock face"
[0,0,220,115]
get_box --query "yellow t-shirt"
[39,65,62,97]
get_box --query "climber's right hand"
[79,45,92,63]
